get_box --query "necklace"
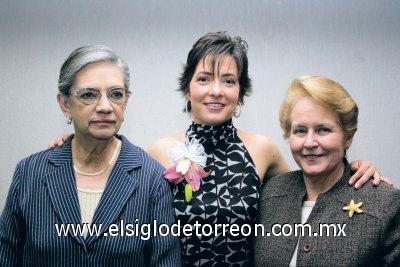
[73,140,121,176]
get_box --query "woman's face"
[63,62,128,140]
[289,97,352,179]
[188,55,240,125]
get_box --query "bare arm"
[264,140,291,179]
[238,131,290,184]
[147,134,185,168]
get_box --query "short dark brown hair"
[178,32,252,112]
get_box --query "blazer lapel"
[86,135,142,246]
[283,179,306,262]
[44,139,85,246]
[269,172,307,264]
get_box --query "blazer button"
[303,244,312,252]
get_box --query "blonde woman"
[255,76,400,266]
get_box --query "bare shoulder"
[237,130,278,155]
[147,133,185,167]
[237,129,289,182]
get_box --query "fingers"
[371,169,381,187]
[349,160,392,188]
[47,141,57,148]
[349,161,369,186]
[350,160,363,172]
[381,176,394,187]
[57,137,65,147]
[349,161,378,189]
[48,138,63,148]
[47,133,71,148]
[354,167,376,189]
[62,133,71,141]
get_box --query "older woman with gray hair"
[255,76,400,266]
[0,45,181,266]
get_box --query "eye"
[197,75,210,84]
[293,127,307,135]
[109,89,124,99]
[223,78,237,86]
[77,89,99,100]
[317,127,331,134]
[81,92,96,99]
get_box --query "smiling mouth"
[303,154,324,159]
[205,103,225,110]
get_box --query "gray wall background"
[1,0,399,211]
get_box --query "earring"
[185,99,191,113]
[233,103,242,118]
[66,117,72,124]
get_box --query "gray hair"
[58,45,130,95]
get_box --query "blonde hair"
[279,76,358,139]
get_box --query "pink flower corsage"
[163,138,209,203]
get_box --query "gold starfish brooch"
[343,199,363,218]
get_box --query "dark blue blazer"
[0,135,181,266]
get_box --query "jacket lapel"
[282,175,306,262]
[266,171,307,264]
[44,139,85,246]
[85,135,142,246]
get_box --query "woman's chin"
[301,166,326,178]
[87,129,117,140]
[194,114,233,126]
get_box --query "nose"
[304,132,318,149]
[95,92,113,113]
[209,82,222,97]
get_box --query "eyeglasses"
[71,87,131,105]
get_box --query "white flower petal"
[168,139,207,166]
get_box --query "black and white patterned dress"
[173,120,261,266]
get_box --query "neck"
[72,134,118,166]
[303,163,345,201]
[192,118,232,127]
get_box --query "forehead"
[195,55,238,76]
[74,62,124,88]
[290,97,340,126]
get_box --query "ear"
[125,91,131,103]
[57,93,71,117]
[344,135,353,150]
[121,92,131,111]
